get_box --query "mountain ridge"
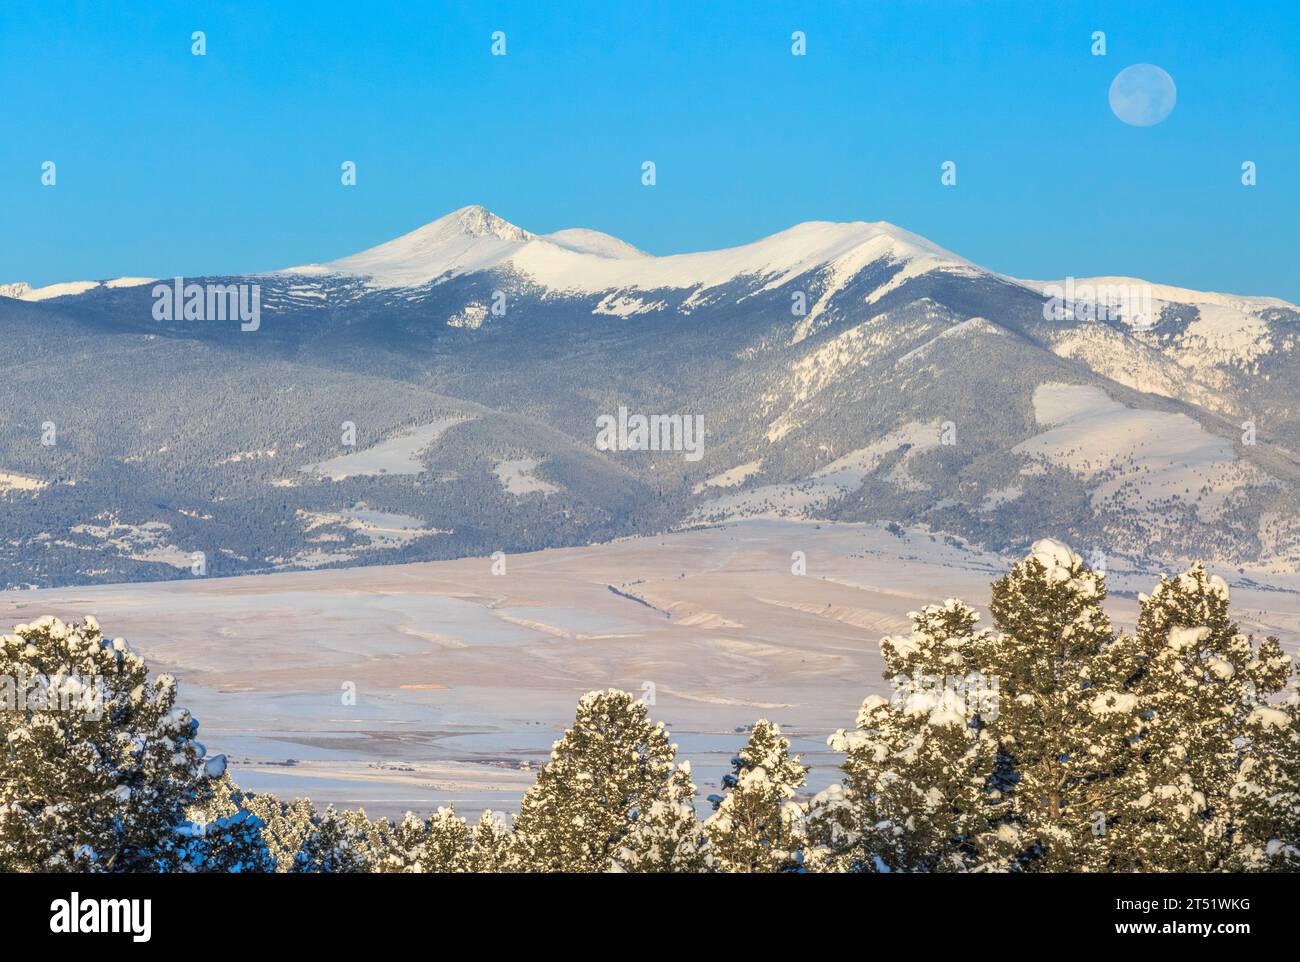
[2,205,1298,588]
[8,205,1294,314]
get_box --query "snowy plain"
[5,519,1298,820]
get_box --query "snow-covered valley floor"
[5,520,1299,820]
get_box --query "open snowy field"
[5,519,1299,820]
[302,418,464,480]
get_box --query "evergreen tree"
[982,540,1138,871]
[175,810,277,873]
[186,771,241,824]
[176,772,275,872]
[0,616,221,871]
[341,807,393,869]
[705,720,808,872]
[513,689,679,872]
[803,783,857,872]
[466,810,516,872]
[244,795,317,872]
[1103,565,1291,870]
[380,812,432,872]
[817,601,1015,872]
[1231,692,1300,871]
[294,805,374,873]
[613,763,715,873]
[6,559,1298,877]
[420,806,471,871]
[377,807,470,872]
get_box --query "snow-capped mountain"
[1,206,1298,588]
[1,277,157,302]
[285,204,978,312]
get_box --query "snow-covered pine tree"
[816,600,1016,872]
[1231,691,1300,871]
[377,807,470,872]
[705,720,808,872]
[379,812,431,872]
[418,806,471,872]
[803,783,856,872]
[176,810,277,873]
[982,540,1138,871]
[1106,565,1291,871]
[612,762,715,872]
[0,616,222,872]
[466,810,516,872]
[293,804,374,873]
[238,794,317,872]
[512,689,679,872]
[172,771,275,872]
[342,807,393,869]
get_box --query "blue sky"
[3,0,1298,299]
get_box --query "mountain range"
[2,205,1298,588]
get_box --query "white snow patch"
[1,276,153,300]
[494,458,559,496]
[303,419,464,480]
[285,509,448,567]
[592,292,668,317]
[19,280,101,301]
[693,461,763,494]
[447,303,488,329]
[1251,705,1291,730]
[70,518,191,568]
[1030,538,1081,572]
[1168,626,1210,651]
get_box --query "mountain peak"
[542,228,648,259]
[317,205,533,286]
[437,205,534,243]
[304,209,981,294]
[0,281,33,300]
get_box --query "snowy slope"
[1016,275,1293,319]
[1016,275,1299,375]
[543,228,648,259]
[0,277,156,301]
[1014,383,1265,518]
[281,205,978,304]
[296,206,534,287]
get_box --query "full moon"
[1109,64,1177,126]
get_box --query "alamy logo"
[890,670,1000,722]
[152,277,261,331]
[1042,277,1154,330]
[50,893,151,942]
[1,668,104,720]
[595,406,704,462]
